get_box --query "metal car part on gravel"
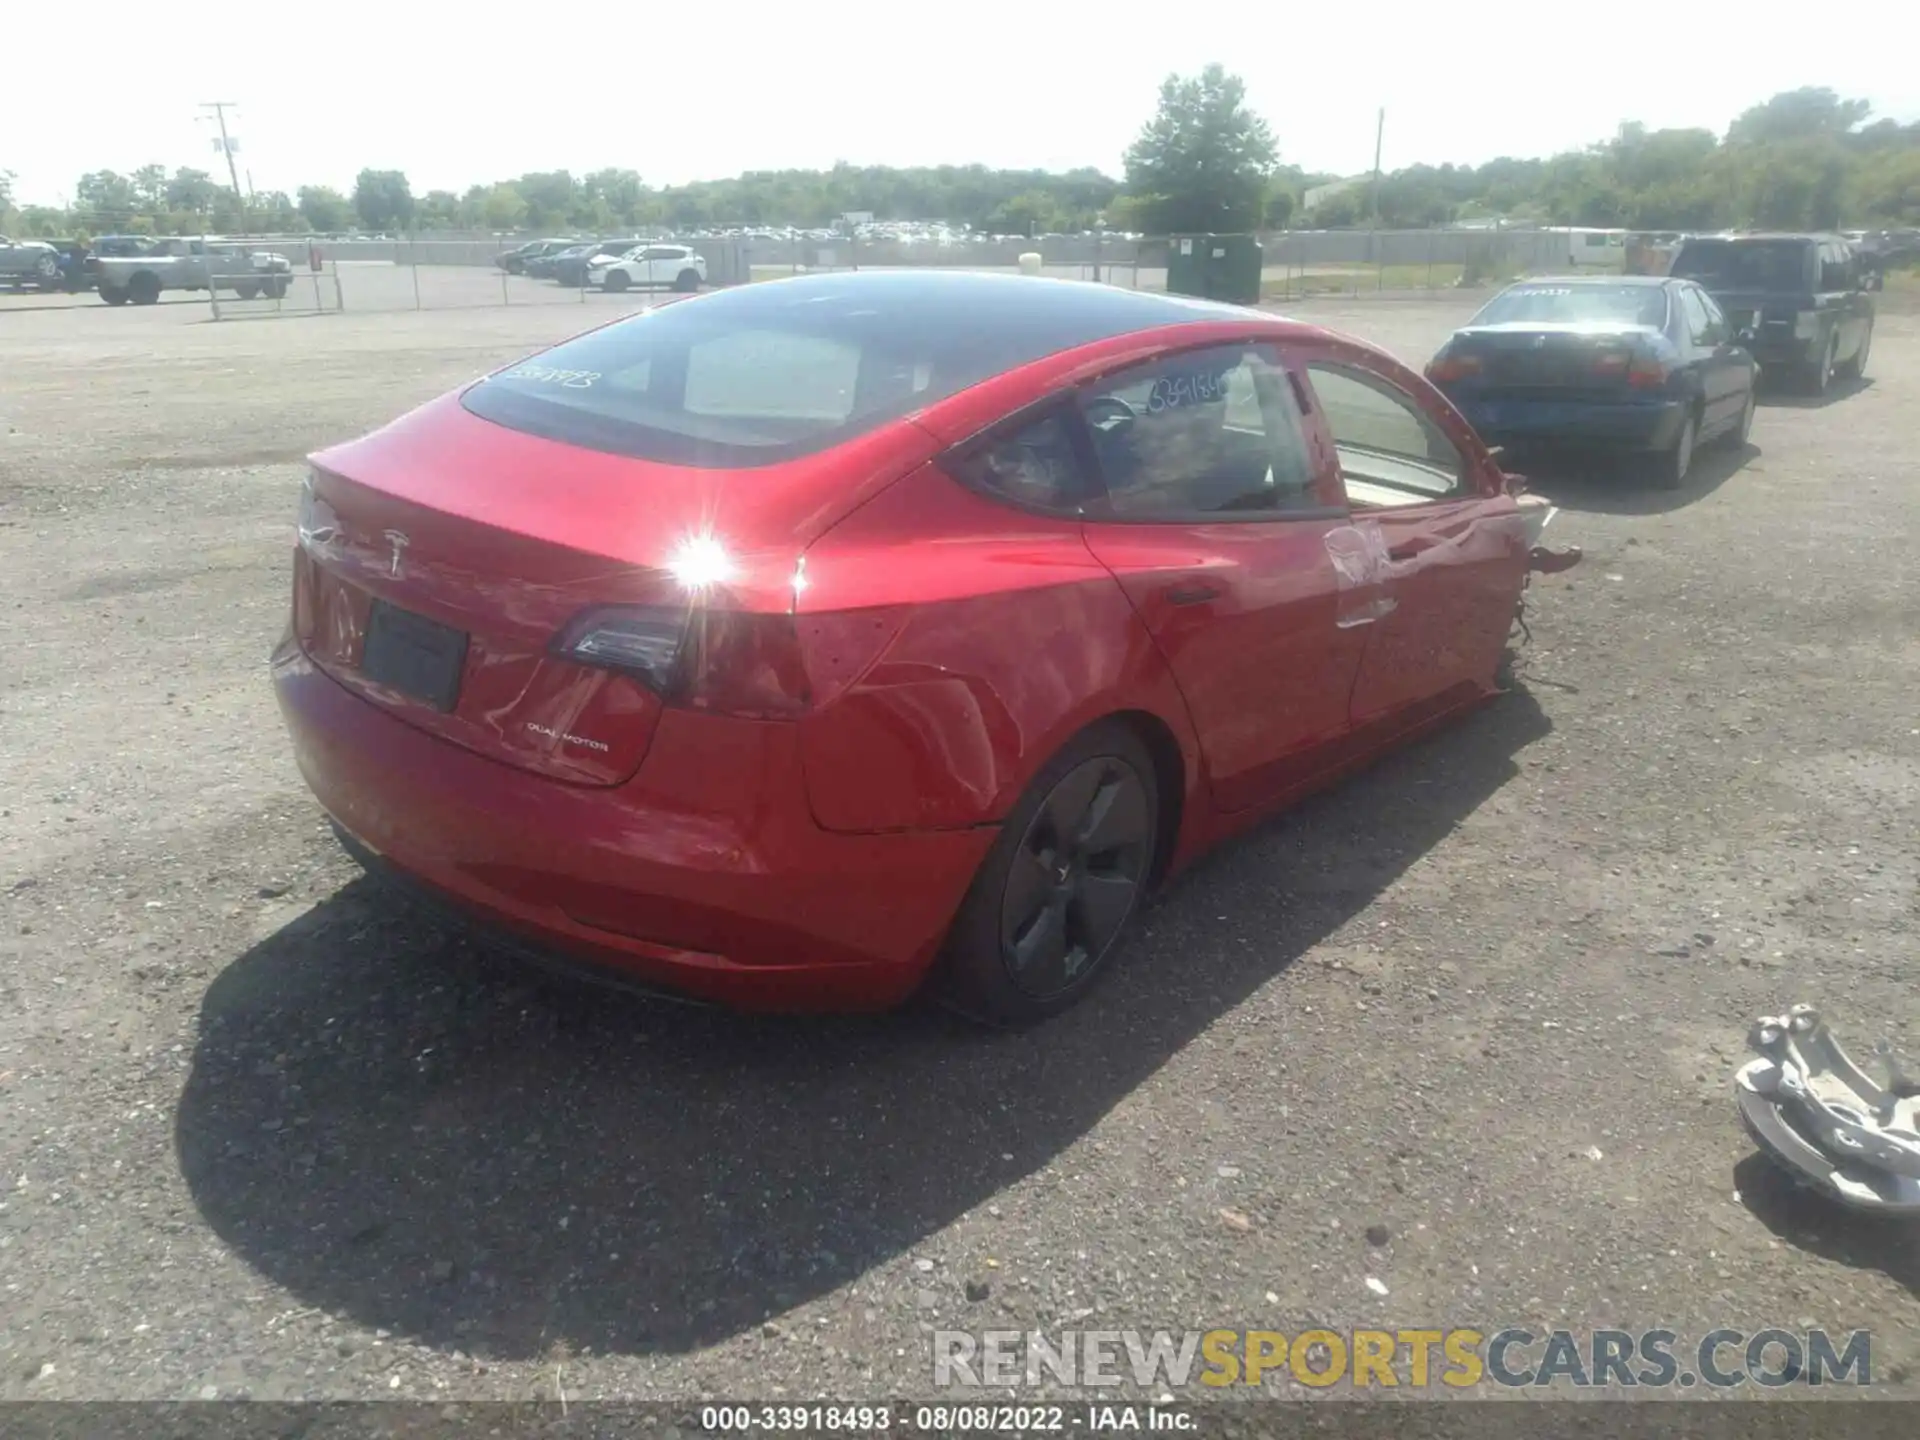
[1735,1004,1920,1212]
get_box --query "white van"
[1546,227,1628,268]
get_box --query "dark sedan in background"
[549,238,644,287]
[495,238,577,274]
[1425,276,1756,490]
[1668,232,1873,395]
[525,243,596,280]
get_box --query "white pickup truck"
[94,237,295,306]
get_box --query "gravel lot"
[2,289,1917,1406]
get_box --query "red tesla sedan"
[273,270,1574,1023]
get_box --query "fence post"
[332,260,345,312]
[409,230,422,310]
[502,257,511,306]
[204,236,223,322]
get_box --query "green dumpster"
[1167,235,1207,299]
[1166,233,1264,305]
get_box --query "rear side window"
[1676,287,1715,345]
[946,412,1091,513]
[1818,245,1856,291]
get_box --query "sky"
[5,2,1916,208]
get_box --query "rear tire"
[1803,334,1836,395]
[263,277,288,299]
[1837,323,1871,380]
[1720,387,1755,449]
[674,268,701,293]
[128,272,162,306]
[939,721,1159,1026]
[603,269,630,292]
[1650,412,1696,491]
[234,282,259,300]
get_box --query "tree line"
[3,82,1915,242]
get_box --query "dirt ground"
[2,289,1917,1406]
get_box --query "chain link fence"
[2,227,1633,320]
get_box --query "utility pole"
[202,102,244,202]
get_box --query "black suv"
[1668,233,1873,394]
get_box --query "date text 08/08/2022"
[698,1404,1194,1433]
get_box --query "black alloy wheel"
[998,756,1153,1000]
[942,721,1159,1024]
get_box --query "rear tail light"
[555,605,812,719]
[559,607,686,689]
[1426,354,1481,383]
[1626,355,1670,388]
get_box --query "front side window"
[1304,364,1467,504]
[1077,345,1322,519]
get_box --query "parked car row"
[1425,231,1875,489]
[495,237,707,293]
[1,234,102,292]
[1,232,298,305]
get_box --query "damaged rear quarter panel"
[794,462,1198,834]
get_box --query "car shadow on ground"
[1513,443,1756,518]
[1756,375,1874,410]
[1731,1153,1920,1298]
[176,689,1553,1361]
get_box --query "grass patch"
[1262,263,1480,299]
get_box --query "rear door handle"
[1164,582,1222,606]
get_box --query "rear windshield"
[462,273,1220,468]
[1670,240,1811,292]
[1470,284,1669,328]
